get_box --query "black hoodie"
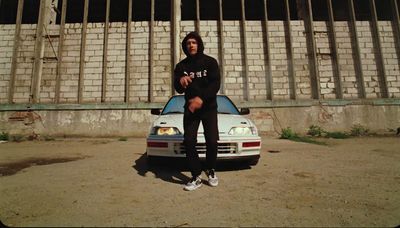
[174,32,221,111]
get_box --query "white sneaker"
[207,169,218,187]
[183,176,202,191]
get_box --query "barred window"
[0,0,398,24]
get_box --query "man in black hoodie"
[174,32,221,191]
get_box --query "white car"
[146,95,261,165]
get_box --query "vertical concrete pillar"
[78,0,89,103]
[284,0,297,99]
[195,0,200,34]
[348,0,366,98]
[31,0,52,103]
[369,0,388,98]
[8,0,24,103]
[102,0,110,102]
[263,0,273,100]
[240,0,249,101]
[391,0,400,71]
[327,0,343,99]
[149,0,155,102]
[55,0,67,103]
[218,0,225,94]
[126,0,132,102]
[304,0,320,99]
[171,0,181,96]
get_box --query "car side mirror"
[151,109,162,115]
[240,108,250,115]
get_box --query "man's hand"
[180,76,192,89]
[188,96,203,113]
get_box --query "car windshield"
[161,96,240,115]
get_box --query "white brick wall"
[357,21,381,99]
[0,25,15,103]
[0,20,399,104]
[129,21,150,102]
[83,23,104,103]
[335,22,359,99]
[153,21,171,102]
[13,24,37,103]
[379,21,400,98]
[269,21,291,100]
[292,21,312,99]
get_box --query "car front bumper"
[146,135,261,160]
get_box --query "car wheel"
[248,158,259,166]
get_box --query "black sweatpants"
[183,108,219,177]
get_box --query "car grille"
[175,143,237,154]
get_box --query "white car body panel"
[146,95,261,163]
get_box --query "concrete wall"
[0,103,399,137]
[0,20,399,136]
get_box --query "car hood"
[151,114,257,135]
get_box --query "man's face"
[186,38,198,56]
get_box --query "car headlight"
[150,127,182,135]
[228,126,257,135]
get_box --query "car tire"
[248,158,259,166]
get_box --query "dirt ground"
[0,136,399,227]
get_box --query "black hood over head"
[182,31,204,57]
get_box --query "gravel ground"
[0,136,399,227]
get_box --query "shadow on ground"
[132,153,252,185]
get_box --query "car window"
[161,96,185,114]
[161,96,240,115]
[217,96,240,114]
